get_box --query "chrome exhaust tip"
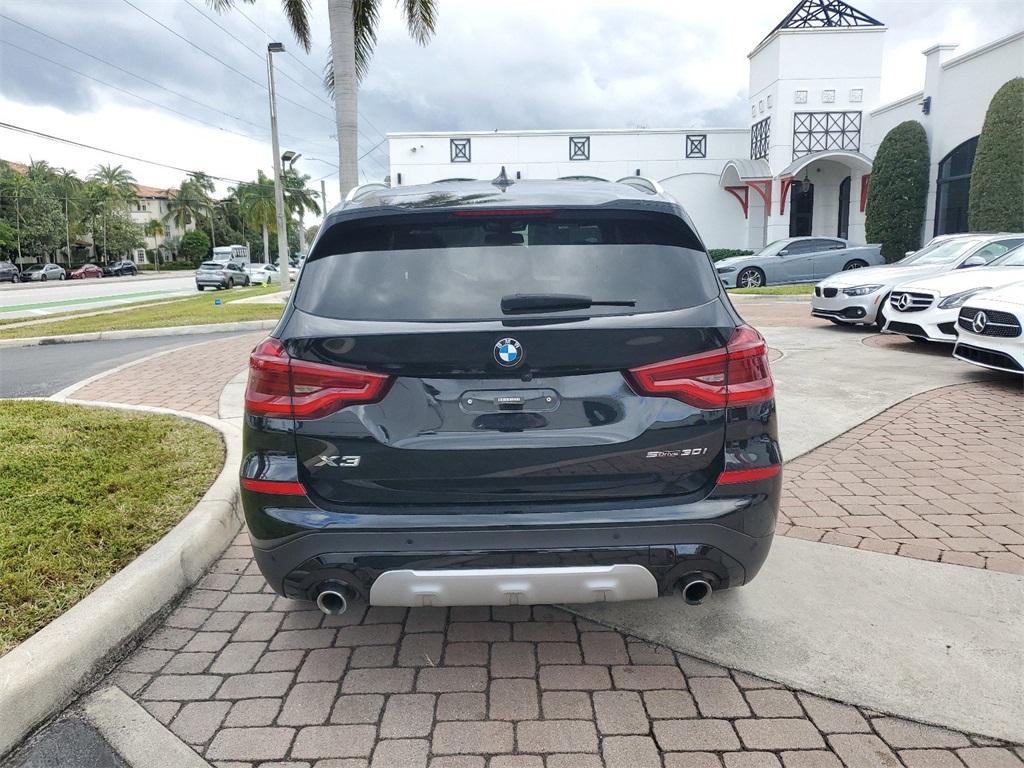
[680,578,712,606]
[314,582,356,615]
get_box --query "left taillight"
[624,325,774,409]
[244,337,393,419]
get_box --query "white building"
[388,0,1024,250]
[131,184,194,258]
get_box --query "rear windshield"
[296,210,718,321]
[199,262,222,270]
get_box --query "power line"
[0,37,333,154]
[0,121,247,184]
[221,2,390,146]
[120,0,336,125]
[182,0,342,115]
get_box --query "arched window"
[934,136,978,235]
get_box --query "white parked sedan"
[953,282,1024,375]
[811,233,1022,328]
[883,241,1024,343]
[247,263,280,285]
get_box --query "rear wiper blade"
[500,293,637,315]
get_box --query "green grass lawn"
[0,401,224,653]
[0,284,283,340]
[729,283,815,295]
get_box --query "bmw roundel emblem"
[494,337,524,367]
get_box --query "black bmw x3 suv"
[241,176,781,614]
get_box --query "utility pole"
[267,42,290,292]
[209,205,216,250]
[64,195,71,266]
[320,179,327,215]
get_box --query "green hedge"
[969,78,1024,232]
[708,249,754,262]
[865,121,931,262]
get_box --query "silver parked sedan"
[716,237,883,288]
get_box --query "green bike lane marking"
[0,289,184,314]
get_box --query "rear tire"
[197,286,205,292]
[41,274,47,282]
[58,272,65,280]
[11,274,19,284]
[737,267,766,288]
[843,259,868,271]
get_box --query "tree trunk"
[262,224,270,265]
[328,0,359,198]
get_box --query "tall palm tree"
[163,173,213,232]
[209,0,438,196]
[282,168,321,254]
[232,170,277,263]
[89,164,137,205]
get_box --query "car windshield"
[25,265,44,271]
[987,246,1024,267]
[896,238,985,266]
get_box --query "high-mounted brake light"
[244,337,393,419]
[624,326,774,409]
[453,208,554,217]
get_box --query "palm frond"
[323,51,335,99]
[281,0,313,51]
[205,0,255,12]
[401,0,437,46]
[354,0,380,81]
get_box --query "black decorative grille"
[750,118,770,160]
[450,138,471,163]
[569,136,590,161]
[792,111,861,158]
[685,134,707,159]
[772,0,882,32]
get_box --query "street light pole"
[267,42,290,292]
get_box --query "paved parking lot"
[43,296,1023,765]
[113,533,1022,767]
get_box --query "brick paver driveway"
[781,380,1024,574]
[114,532,1023,768]
[63,317,1024,766]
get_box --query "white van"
[211,244,250,267]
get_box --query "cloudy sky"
[1,0,1021,212]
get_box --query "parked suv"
[241,177,781,614]
[102,260,138,277]
[196,261,250,290]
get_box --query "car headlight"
[938,287,991,309]
[841,284,882,297]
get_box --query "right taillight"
[244,337,393,419]
[624,325,774,409]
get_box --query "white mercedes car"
[883,241,1024,343]
[811,234,1022,328]
[953,282,1024,375]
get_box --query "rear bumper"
[245,491,778,604]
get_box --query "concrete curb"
[0,319,277,349]
[0,400,242,759]
[82,686,211,768]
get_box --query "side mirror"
[960,255,987,268]
[778,249,790,256]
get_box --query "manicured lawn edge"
[728,283,815,295]
[0,400,243,759]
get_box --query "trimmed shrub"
[968,78,1024,232]
[708,249,754,262]
[865,121,931,262]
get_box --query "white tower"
[732,0,887,247]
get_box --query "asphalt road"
[0,273,194,319]
[0,332,246,398]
